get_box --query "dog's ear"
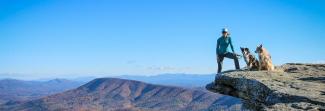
[255,46,259,53]
[240,47,244,51]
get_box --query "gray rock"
[206,63,325,111]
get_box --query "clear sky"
[1,0,325,79]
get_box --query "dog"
[255,44,275,71]
[240,47,259,70]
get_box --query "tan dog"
[255,44,274,71]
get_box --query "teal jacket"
[216,36,235,55]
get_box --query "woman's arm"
[216,39,220,55]
[229,37,235,53]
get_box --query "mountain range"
[0,79,84,105]
[0,73,215,106]
[1,78,244,111]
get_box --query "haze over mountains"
[1,78,243,111]
[117,74,215,88]
[0,79,84,105]
[0,73,215,88]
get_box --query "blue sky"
[1,0,325,79]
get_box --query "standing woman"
[216,28,240,73]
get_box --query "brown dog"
[240,47,259,70]
[255,44,274,71]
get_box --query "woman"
[216,28,240,73]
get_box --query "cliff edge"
[206,63,325,111]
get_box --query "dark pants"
[217,52,240,73]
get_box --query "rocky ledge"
[206,63,325,111]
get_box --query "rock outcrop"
[206,63,325,111]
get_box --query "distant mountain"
[117,74,215,88]
[2,78,244,111]
[0,79,84,105]
[70,76,97,83]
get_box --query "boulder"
[206,63,325,111]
